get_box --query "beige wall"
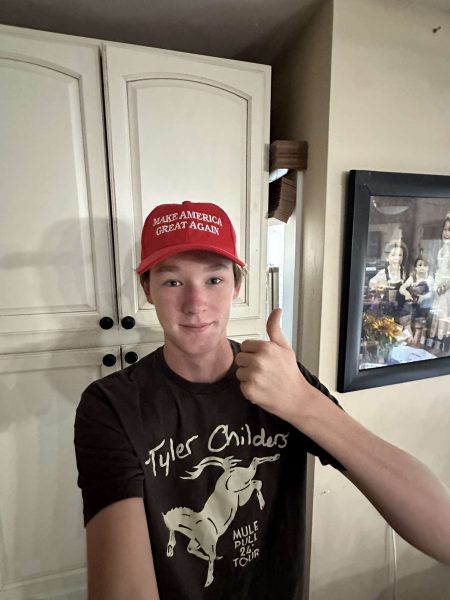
[271,0,333,373]
[273,0,450,598]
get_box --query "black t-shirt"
[75,341,342,600]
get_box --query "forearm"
[89,576,159,600]
[399,277,412,297]
[292,387,450,565]
[88,551,160,600]
[87,499,160,600]
[235,314,450,564]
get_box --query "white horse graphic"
[162,453,280,587]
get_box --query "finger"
[238,381,255,403]
[240,339,265,353]
[235,352,252,367]
[266,308,290,348]
[235,366,249,382]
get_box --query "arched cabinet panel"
[103,43,270,336]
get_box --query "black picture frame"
[338,170,450,392]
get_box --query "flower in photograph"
[362,312,403,346]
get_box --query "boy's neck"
[163,339,234,384]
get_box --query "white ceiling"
[0,0,449,65]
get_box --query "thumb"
[266,308,289,347]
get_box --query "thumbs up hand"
[266,306,290,348]
[235,308,310,424]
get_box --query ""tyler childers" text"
[145,424,289,477]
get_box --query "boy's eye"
[208,277,222,285]
[165,280,181,287]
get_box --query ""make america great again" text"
[153,210,223,236]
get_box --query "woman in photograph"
[429,217,450,352]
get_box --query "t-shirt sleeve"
[296,361,345,471]
[74,381,144,525]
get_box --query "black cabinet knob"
[121,316,136,329]
[99,317,114,330]
[124,351,138,364]
[102,353,117,367]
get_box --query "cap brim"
[136,243,246,274]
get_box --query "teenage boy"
[75,201,450,600]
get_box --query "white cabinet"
[0,348,120,599]
[0,27,270,344]
[0,29,116,339]
[103,44,270,336]
[0,25,270,599]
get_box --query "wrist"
[289,381,329,436]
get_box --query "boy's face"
[415,260,428,278]
[142,250,240,360]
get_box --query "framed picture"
[338,170,450,392]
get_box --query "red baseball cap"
[136,201,245,274]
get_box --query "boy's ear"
[233,281,241,300]
[141,278,153,304]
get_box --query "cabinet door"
[0,27,116,340]
[103,43,270,338]
[0,347,120,599]
[121,342,163,367]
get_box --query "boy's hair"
[414,256,429,268]
[139,261,246,288]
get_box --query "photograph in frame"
[338,170,450,392]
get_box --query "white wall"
[273,0,450,598]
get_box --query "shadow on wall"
[312,563,450,600]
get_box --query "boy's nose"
[181,285,207,313]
